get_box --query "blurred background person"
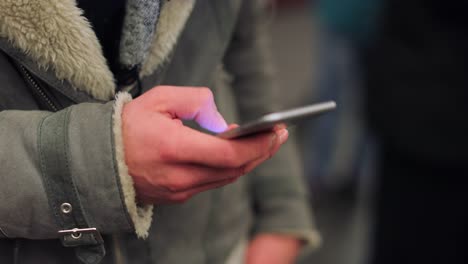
[269,0,377,263]
[300,0,380,263]
[270,0,468,263]
[303,0,380,202]
[359,1,468,263]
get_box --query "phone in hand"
[217,101,336,139]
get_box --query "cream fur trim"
[140,0,196,77]
[113,92,153,238]
[0,0,195,99]
[0,0,115,100]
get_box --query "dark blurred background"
[268,0,468,263]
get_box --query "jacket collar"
[0,0,195,100]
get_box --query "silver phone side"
[217,101,336,139]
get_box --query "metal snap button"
[60,203,72,214]
[71,231,82,239]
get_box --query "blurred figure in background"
[293,1,380,263]
[360,0,468,263]
[303,0,380,200]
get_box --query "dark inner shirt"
[77,0,127,77]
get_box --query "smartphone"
[217,101,336,139]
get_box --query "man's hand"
[245,234,302,264]
[122,86,289,204]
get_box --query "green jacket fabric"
[0,0,319,263]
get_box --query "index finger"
[165,125,280,169]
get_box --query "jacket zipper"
[19,65,59,112]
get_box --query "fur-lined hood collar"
[0,0,195,100]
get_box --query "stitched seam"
[62,107,98,244]
[38,114,63,227]
[62,108,80,223]
[38,110,97,244]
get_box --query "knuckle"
[165,183,179,193]
[224,157,242,168]
[154,85,170,92]
[149,85,164,96]
[221,150,243,168]
[165,180,186,193]
[158,150,174,163]
[199,87,214,101]
[157,143,177,162]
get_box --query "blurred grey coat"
[0,0,319,263]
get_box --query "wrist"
[113,92,153,238]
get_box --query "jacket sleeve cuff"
[254,228,322,251]
[252,195,322,250]
[113,92,153,238]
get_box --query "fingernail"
[278,129,289,144]
[216,111,228,129]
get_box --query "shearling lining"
[113,92,154,238]
[0,0,115,100]
[0,0,195,100]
